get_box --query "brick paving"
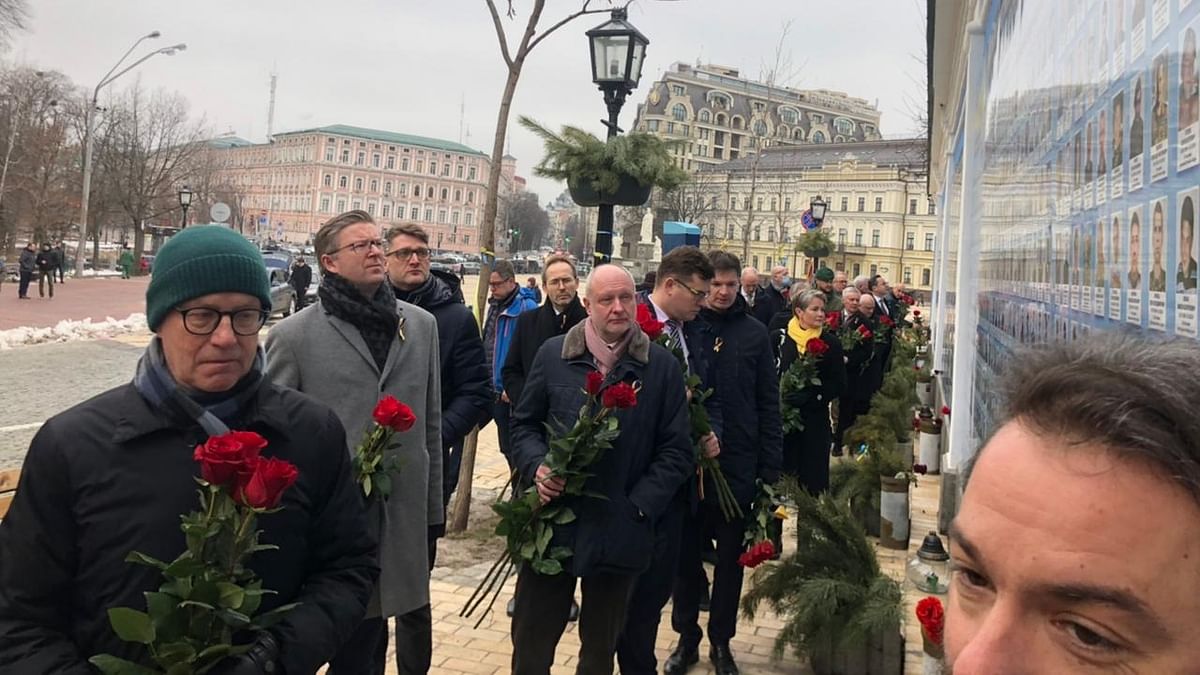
[0,275,150,330]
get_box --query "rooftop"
[205,135,255,149]
[705,137,928,173]
[274,124,487,156]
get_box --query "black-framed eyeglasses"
[386,247,431,261]
[672,277,708,300]
[329,239,385,256]
[176,307,269,336]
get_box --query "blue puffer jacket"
[484,286,540,395]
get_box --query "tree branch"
[527,1,609,53]
[485,0,515,69]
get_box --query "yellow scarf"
[787,317,823,354]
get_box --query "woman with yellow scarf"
[771,289,846,495]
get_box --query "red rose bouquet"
[738,481,785,568]
[636,304,742,521]
[916,596,945,658]
[353,395,417,499]
[779,337,828,434]
[464,373,638,625]
[91,431,299,674]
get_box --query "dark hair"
[492,259,516,281]
[869,274,886,292]
[315,210,375,272]
[972,332,1200,505]
[655,246,714,288]
[385,222,429,246]
[542,254,576,284]
[707,250,742,276]
[642,271,657,286]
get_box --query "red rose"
[825,312,841,330]
[880,315,895,327]
[905,295,915,306]
[585,370,605,397]
[805,338,829,357]
[913,309,922,317]
[941,405,951,417]
[373,395,417,432]
[916,597,945,645]
[193,431,268,487]
[857,324,873,339]
[636,304,664,340]
[601,381,638,409]
[236,456,300,510]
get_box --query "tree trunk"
[448,429,480,533]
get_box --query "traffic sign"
[210,202,231,223]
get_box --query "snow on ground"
[0,313,148,350]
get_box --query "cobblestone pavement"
[0,320,811,674]
[0,275,151,330]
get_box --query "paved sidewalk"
[0,275,150,330]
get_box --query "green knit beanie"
[146,226,272,330]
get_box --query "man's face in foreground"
[946,421,1200,673]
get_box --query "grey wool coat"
[264,299,443,618]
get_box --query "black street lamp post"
[585,8,648,265]
[808,194,828,271]
[178,185,194,229]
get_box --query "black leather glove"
[782,387,812,409]
[212,632,281,675]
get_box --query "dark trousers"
[56,265,64,282]
[834,394,860,453]
[672,504,746,649]
[511,566,635,675]
[38,271,54,298]
[327,606,433,675]
[616,499,686,675]
[17,270,31,298]
[494,399,514,470]
[293,286,308,309]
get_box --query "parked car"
[461,261,480,275]
[431,255,463,276]
[305,266,322,306]
[267,267,299,318]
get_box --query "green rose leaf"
[107,607,156,644]
[88,655,162,675]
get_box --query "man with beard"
[814,267,841,313]
[664,250,781,675]
[0,226,378,673]
[618,246,720,675]
[385,223,491,564]
[509,264,692,675]
[265,210,443,675]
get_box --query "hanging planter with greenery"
[520,116,689,207]
[795,228,835,260]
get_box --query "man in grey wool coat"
[265,209,442,675]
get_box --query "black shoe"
[664,643,699,675]
[698,583,711,613]
[506,597,515,618]
[709,644,740,675]
[567,598,579,622]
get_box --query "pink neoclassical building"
[209,124,519,253]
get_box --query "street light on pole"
[74,33,186,278]
[585,8,648,266]
[177,185,193,228]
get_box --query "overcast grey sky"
[10,0,927,201]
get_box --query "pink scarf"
[584,318,633,376]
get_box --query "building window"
[671,84,685,96]
[871,230,880,247]
[323,174,332,187]
[904,267,912,284]
[386,156,395,169]
[852,262,861,276]
[768,227,776,242]
[812,130,826,143]
[437,210,447,224]
[929,200,937,215]
[840,196,848,211]
[402,158,410,171]
[672,104,687,121]
[415,160,424,173]
[429,161,438,175]
[468,167,477,180]
[838,229,847,244]
[440,188,449,200]
[925,233,935,251]
[857,197,865,211]
[855,229,863,246]
[451,211,460,225]
[325,149,334,162]
[909,198,918,214]
[647,119,660,132]
[340,149,350,163]
[337,199,346,212]
[384,181,392,195]
[906,232,915,250]
[355,178,364,191]
[424,208,433,222]
[367,202,376,216]
[729,196,737,210]
[870,264,878,276]
[453,189,462,202]
[382,204,391,218]
[922,268,932,286]
[352,200,362,210]
[784,198,791,211]
[699,110,710,123]
[753,120,768,137]
[463,234,470,245]
[756,197,763,211]
[356,151,365,166]
[339,176,348,188]
[754,225,761,240]
[456,165,464,179]
[442,164,450,177]
[874,197,883,212]
[467,191,475,204]
[752,255,759,270]
[834,117,855,135]
[372,153,381,167]
[780,108,799,124]
[667,121,675,134]
[320,197,330,212]
[370,179,378,192]
[770,197,777,210]
[411,207,419,219]
[449,233,456,244]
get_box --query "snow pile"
[81,269,123,278]
[0,313,149,350]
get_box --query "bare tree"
[0,0,28,52]
[450,0,617,533]
[99,83,206,263]
[656,170,719,225]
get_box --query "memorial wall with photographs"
[971,0,1200,440]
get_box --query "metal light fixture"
[907,531,951,594]
[178,185,194,228]
[586,8,648,90]
[810,195,828,225]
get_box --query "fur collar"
[562,320,650,364]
